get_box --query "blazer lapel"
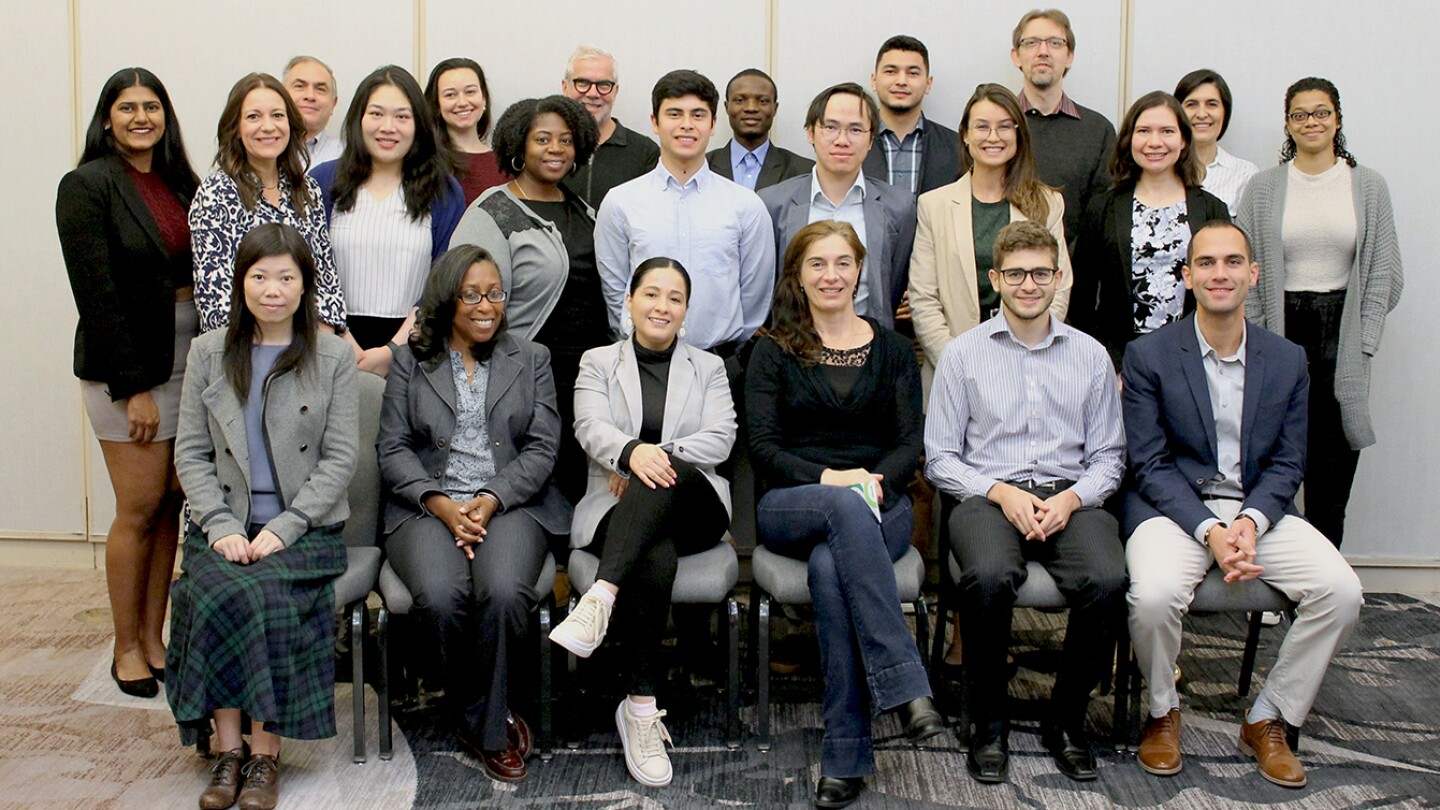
[1179,324,1220,463]
[200,376,251,486]
[783,184,811,252]
[107,157,169,257]
[757,144,785,189]
[485,340,521,421]
[1114,189,1136,297]
[710,143,734,180]
[948,182,981,320]
[861,187,889,322]
[1240,335,1264,466]
[617,340,644,436]
[421,352,459,416]
[661,344,696,443]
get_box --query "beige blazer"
[907,174,1072,371]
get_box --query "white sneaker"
[550,590,612,657]
[616,700,673,788]
[1260,611,1283,627]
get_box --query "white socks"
[627,697,657,717]
[589,583,617,608]
[1247,690,1282,724]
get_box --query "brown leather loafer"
[1239,717,1306,788]
[237,754,280,810]
[456,726,527,782]
[1138,709,1183,776]
[508,712,533,761]
[199,747,246,809]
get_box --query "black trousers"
[590,457,728,695]
[948,490,1127,730]
[1286,291,1360,548]
[347,315,406,351]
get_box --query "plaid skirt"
[166,522,346,745]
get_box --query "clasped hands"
[426,492,499,560]
[1207,517,1265,582]
[213,529,285,564]
[987,482,1080,541]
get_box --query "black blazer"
[56,155,194,400]
[860,114,962,196]
[1070,185,1231,367]
[706,139,814,191]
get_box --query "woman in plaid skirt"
[170,223,359,810]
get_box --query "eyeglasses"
[969,121,1018,139]
[998,267,1057,286]
[1017,36,1068,51]
[1287,108,1334,124]
[815,122,870,141]
[459,289,508,305]
[569,78,616,96]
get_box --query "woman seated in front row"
[747,220,942,810]
[548,257,737,789]
[170,223,358,810]
[377,244,570,784]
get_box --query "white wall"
[7,0,1435,563]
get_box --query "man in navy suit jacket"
[1121,221,1362,790]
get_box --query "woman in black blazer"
[1071,91,1230,366]
[56,67,199,698]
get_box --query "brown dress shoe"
[507,712,533,760]
[199,748,246,809]
[1239,717,1306,788]
[456,726,527,782]
[237,754,280,810]
[1138,709,1183,776]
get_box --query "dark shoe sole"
[111,661,158,698]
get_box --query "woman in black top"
[747,220,940,808]
[56,67,199,698]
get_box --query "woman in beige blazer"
[908,84,1071,375]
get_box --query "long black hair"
[1280,76,1357,167]
[222,223,320,400]
[332,65,452,220]
[80,67,198,199]
[411,244,507,364]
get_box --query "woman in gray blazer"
[171,223,359,810]
[549,257,736,789]
[377,244,570,784]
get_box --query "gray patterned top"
[441,349,497,500]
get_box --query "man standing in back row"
[283,55,343,168]
[863,35,961,197]
[562,45,662,209]
[707,69,813,192]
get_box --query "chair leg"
[351,602,366,763]
[1110,631,1130,752]
[930,593,949,674]
[726,595,741,750]
[538,599,553,761]
[1287,722,1301,754]
[564,595,581,749]
[913,598,930,675]
[377,606,392,760]
[1239,610,1265,697]
[757,593,771,752]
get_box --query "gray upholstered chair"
[375,552,557,760]
[749,543,930,751]
[563,540,742,749]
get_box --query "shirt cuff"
[1238,508,1271,538]
[1193,517,1222,546]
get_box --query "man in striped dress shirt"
[925,220,1127,785]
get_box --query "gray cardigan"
[1237,163,1404,449]
[175,331,359,546]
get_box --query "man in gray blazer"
[706,69,813,192]
[759,83,918,328]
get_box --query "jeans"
[758,485,930,778]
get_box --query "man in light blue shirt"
[596,70,775,355]
[706,69,812,192]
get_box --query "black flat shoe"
[149,664,165,684]
[1042,723,1097,781]
[896,696,946,744]
[814,776,865,809]
[111,660,158,698]
[966,722,1009,784]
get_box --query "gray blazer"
[758,172,918,328]
[175,330,359,546]
[377,334,571,536]
[570,339,736,548]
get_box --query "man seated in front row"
[926,220,1127,784]
[1123,220,1363,789]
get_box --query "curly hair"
[768,220,867,365]
[331,65,452,221]
[490,96,599,181]
[410,244,507,364]
[1111,91,1203,189]
[1280,76,1357,167]
[958,83,1054,224]
[214,73,315,213]
[80,67,198,199]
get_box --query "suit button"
[300,405,309,414]
[222,484,231,492]
[494,440,500,447]
[437,437,448,448]
[434,471,443,479]
[1195,478,1205,485]
[224,448,232,456]
[299,444,308,452]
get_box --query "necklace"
[510,179,530,200]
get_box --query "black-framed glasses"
[459,289,508,305]
[1017,36,1068,51]
[998,267,1057,286]
[569,78,616,95]
[1287,108,1333,124]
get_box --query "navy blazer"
[377,334,572,536]
[1119,316,1309,539]
[706,139,814,191]
[860,114,962,196]
[758,173,917,328]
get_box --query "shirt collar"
[1193,317,1247,365]
[878,113,927,138]
[808,168,867,206]
[1209,144,1236,169]
[606,118,631,146]
[984,307,1069,350]
[650,159,714,192]
[1017,90,1081,119]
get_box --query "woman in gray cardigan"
[171,223,358,810]
[1237,77,1404,547]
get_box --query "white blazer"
[570,338,737,548]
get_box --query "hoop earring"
[511,156,524,173]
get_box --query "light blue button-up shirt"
[807,169,870,315]
[730,140,771,191]
[595,162,777,350]
[1191,319,1272,544]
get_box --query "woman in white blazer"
[549,257,736,789]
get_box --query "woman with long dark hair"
[170,223,358,810]
[1237,77,1403,546]
[312,65,465,355]
[189,73,350,338]
[909,83,1071,376]
[1173,69,1258,216]
[425,57,506,204]
[748,220,940,809]
[1071,91,1230,366]
[56,67,199,698]
[377,245,570,783]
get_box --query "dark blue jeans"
[758,485,930,778]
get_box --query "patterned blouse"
[189,169,348,333]
[1129,197,1190,334]
[441,349,498,501]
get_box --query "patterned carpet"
[3,568,1439,808]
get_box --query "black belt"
[1007,478,1075,493]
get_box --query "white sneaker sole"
[549,621,601,658]
[616,703,672,788]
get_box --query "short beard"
[1027,70,1055,91]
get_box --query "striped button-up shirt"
[1202,145,1259,217]
[925,313,1125,507]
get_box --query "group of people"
[55,6,1403,809]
